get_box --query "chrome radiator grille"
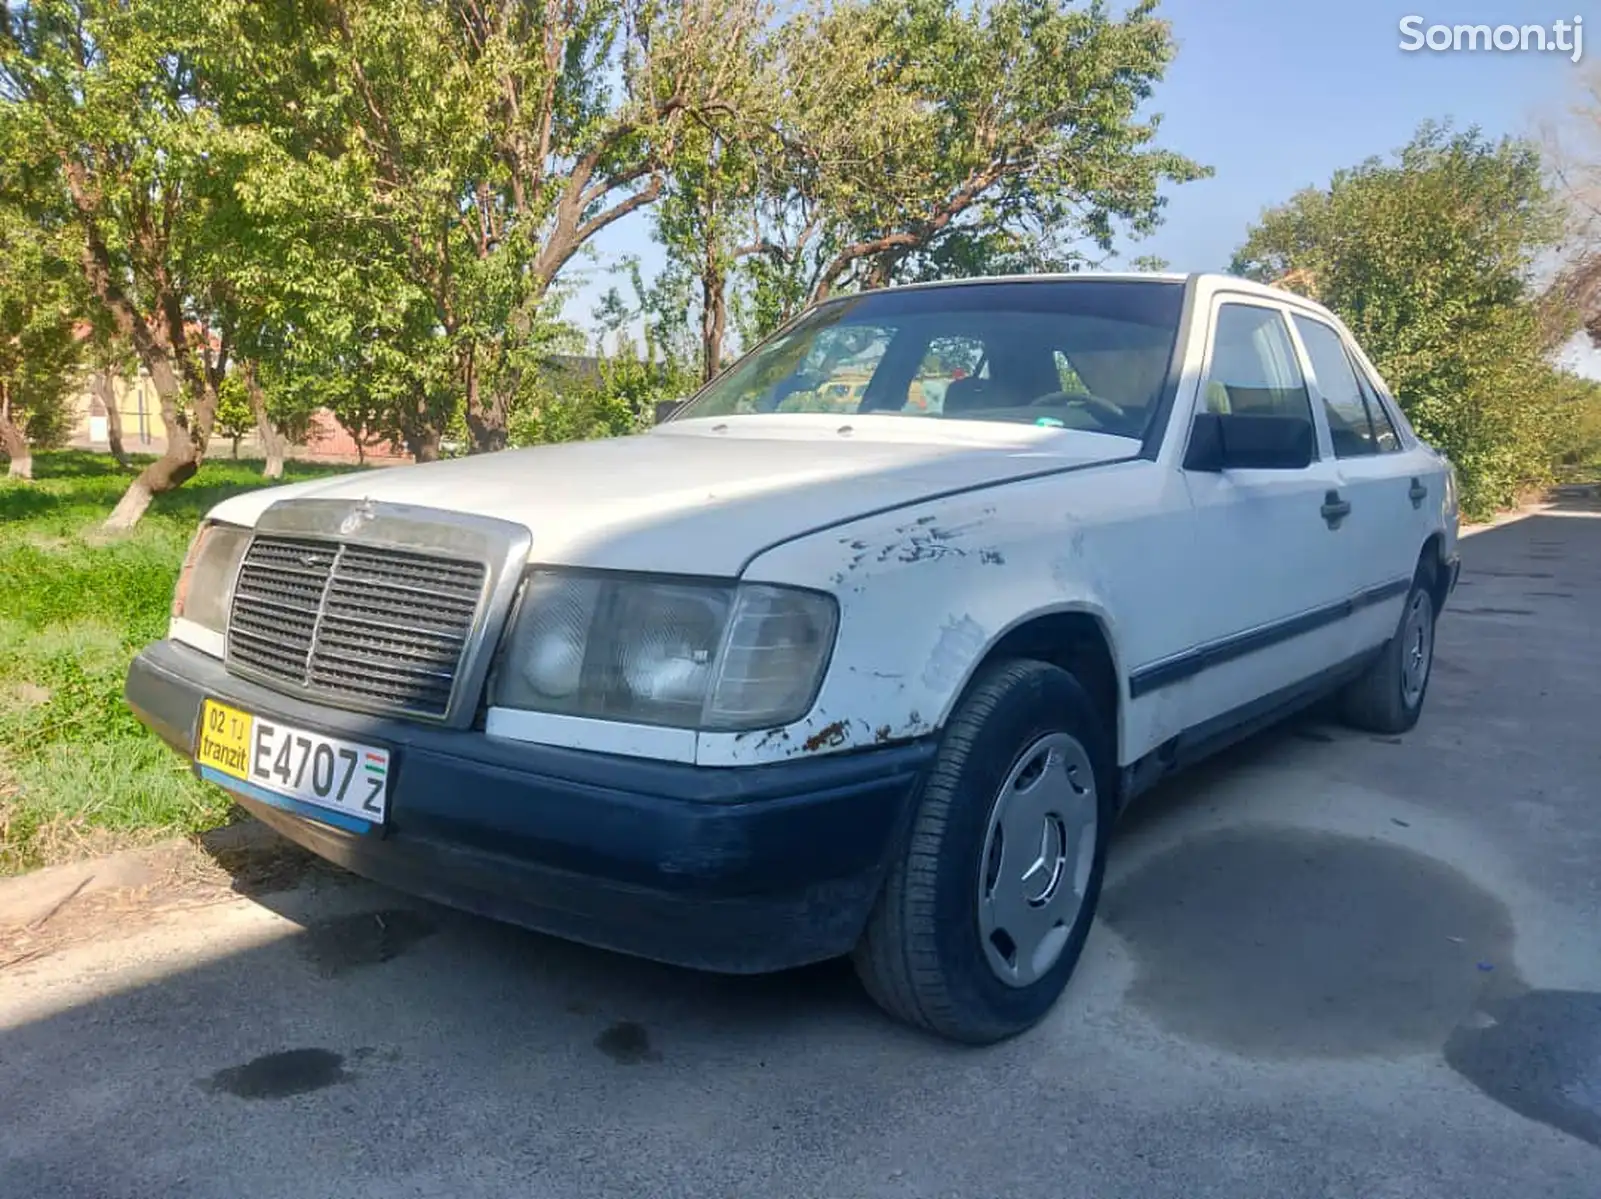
[226,535,489,719]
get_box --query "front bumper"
[126,640,934,973]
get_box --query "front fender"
[692,460,1194,768]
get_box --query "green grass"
[0,450,360,874]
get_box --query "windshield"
[671,279,1186,441]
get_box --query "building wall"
[67,370,411,464]
[70,371,166,452]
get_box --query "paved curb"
[0,820,280,929]
[0,844,168,928]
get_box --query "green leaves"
[1233,123,1571,520]
[4,0,1206,477]
[0,202,82,457]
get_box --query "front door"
[1162,299,1361,732]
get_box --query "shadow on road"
[3,491,1599,1196]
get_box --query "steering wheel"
[1029,390,1127,421]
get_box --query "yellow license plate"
[196,698,391,829]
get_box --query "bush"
[1232,124,1572,520]
[507,346,696,447]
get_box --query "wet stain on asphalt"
[1446,988,1601,1149]
[1101,828,1514,1058]
[596,1021,660,1064]
[299,908,437,978]
[201,1049,350,1100]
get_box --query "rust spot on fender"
[803,720,849,752]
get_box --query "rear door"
[1289,312,1424,651]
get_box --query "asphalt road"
[3,496,1599,1199]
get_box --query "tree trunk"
[103,346,211,531]
[701,241,727,384]
[462,347,510,453]
[94,372,130,467]
[243,362,286,479]
[69,199,216,530]
[103,383,209,531]
[407,427,441,462]
[0,383,31,480]
[105,444,199,529]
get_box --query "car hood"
[208,415,1139,576]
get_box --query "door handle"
[1409,477,1428,508]
[1321,489,1352,529]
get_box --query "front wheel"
[852,659,1114,1044]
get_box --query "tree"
[1,0,251,525]
[213,373,253,459]
[1542,66,1601,348]
[1232,123,1572,519]
[725,0,1205,341]
[1546,367,1601,477]
[218,0,772,455]
[0,203,81,480]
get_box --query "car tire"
[851,659,1115,1045]
[1338,560,1439,735]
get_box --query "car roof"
[848,270,1341,323]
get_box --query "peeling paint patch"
[755,727,790,751]
[922,615,986,692]
[979,549,1005,566]
[802,719,849,752]
[893,709,931,739]
[878,529,966,565]
[874,724,893,743]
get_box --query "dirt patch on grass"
[0,682,51,715]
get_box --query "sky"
[557,0,1595,364]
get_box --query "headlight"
[491,571,838,731]
[171,521,252,634]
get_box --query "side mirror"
[654,399,685,425]
[1184,412,1314,472]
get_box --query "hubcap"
[1400,589,1434,708]
[977,732,1099,988]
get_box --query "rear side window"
[1353,362,1402,451]
[1294,316,1377,457]
[1202,304,1313,422]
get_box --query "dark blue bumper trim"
[125,639,933,973]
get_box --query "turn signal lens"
[171,521,252,634]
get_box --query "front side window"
[769,325,894,413]
[1200,304,1314,422]
[669,281,1188,442]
